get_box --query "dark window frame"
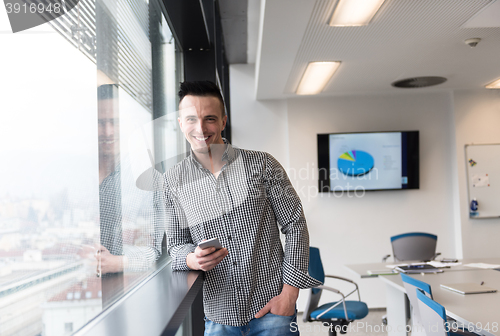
[76,1,230,335]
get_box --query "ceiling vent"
[392,76,447,88]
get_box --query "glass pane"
[0,19,100,335]
[0,0,181,334]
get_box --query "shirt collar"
[221,138,235,163]
[189,138,235,169]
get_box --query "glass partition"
[0,0,182,334]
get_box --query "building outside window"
[0,1,183,335]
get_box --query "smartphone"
[198,237,222,250]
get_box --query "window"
[65,323,74,333]
[0,0,182,334]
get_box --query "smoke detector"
[465,38,481,48]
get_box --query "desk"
[380,270,500,336]
[346,258,500,278]
[345,259,500,336]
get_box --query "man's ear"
[221,115,228,130]
[177,116,184,132]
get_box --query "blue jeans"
[204,312,300,336]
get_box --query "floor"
[295,309,388,336]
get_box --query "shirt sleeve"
[164,175,196,271]
[123,174,165,271]
[264,153,323,289]
[123,246,160,271]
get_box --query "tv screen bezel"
[317,130,419,192]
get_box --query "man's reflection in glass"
[98,84,124,274]
[96,84,165,290]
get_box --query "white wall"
[286,92,457,308]
[230,63,499,309]
[453,90,500,259]
[286,92,457,261]
[230,64,289,167]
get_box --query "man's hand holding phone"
[186,238,228,271]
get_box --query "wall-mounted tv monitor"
[318,131,419,192]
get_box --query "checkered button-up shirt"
[100,160,165,272]
[165,140,321,326]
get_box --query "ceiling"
[219,0,248,63]
[249,0,500,100]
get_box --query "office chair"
[383,232,440,262]
[303,247,369,336]
[400,273,433,336]
[416,289,478,336]
[381,233,439,326]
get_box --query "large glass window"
[0,0,182,334]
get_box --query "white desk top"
[345,258,500,278]
[380,269,500,336]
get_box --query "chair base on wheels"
[318,320,351,336]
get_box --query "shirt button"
[233,262,237,266]
[228,235,232,240]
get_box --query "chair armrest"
[316,285,345,298]
[313,285,349,321]
[325,275,356,284]
[324,275,361,301]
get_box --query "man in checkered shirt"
[165,81,321,335]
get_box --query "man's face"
[98,98,120,158]
[178,95,227,154]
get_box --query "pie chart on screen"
[337,150,374,177]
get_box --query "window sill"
[74,259,204,336]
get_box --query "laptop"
[440,283,498,295]
[367,269,398,276]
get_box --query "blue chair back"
[390,232,437,242]
[400,273,433,297]
[303,247,325,322]
[391,232,437,261]
[400,273,432,327]
[416,288,449,336]
[308,247,325,294]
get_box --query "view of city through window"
[0,1,181,334]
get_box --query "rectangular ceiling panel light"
[485,78,500,89]
[329,0,385,26]
[296,62,341,95]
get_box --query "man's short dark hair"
[178,81,225,117]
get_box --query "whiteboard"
[465,144,500,218]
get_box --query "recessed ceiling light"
[485,78,500,89]
[329,0,385,27]
[296,62,341,95]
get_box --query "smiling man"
[165,81,321,336]
[177,85,228,179]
